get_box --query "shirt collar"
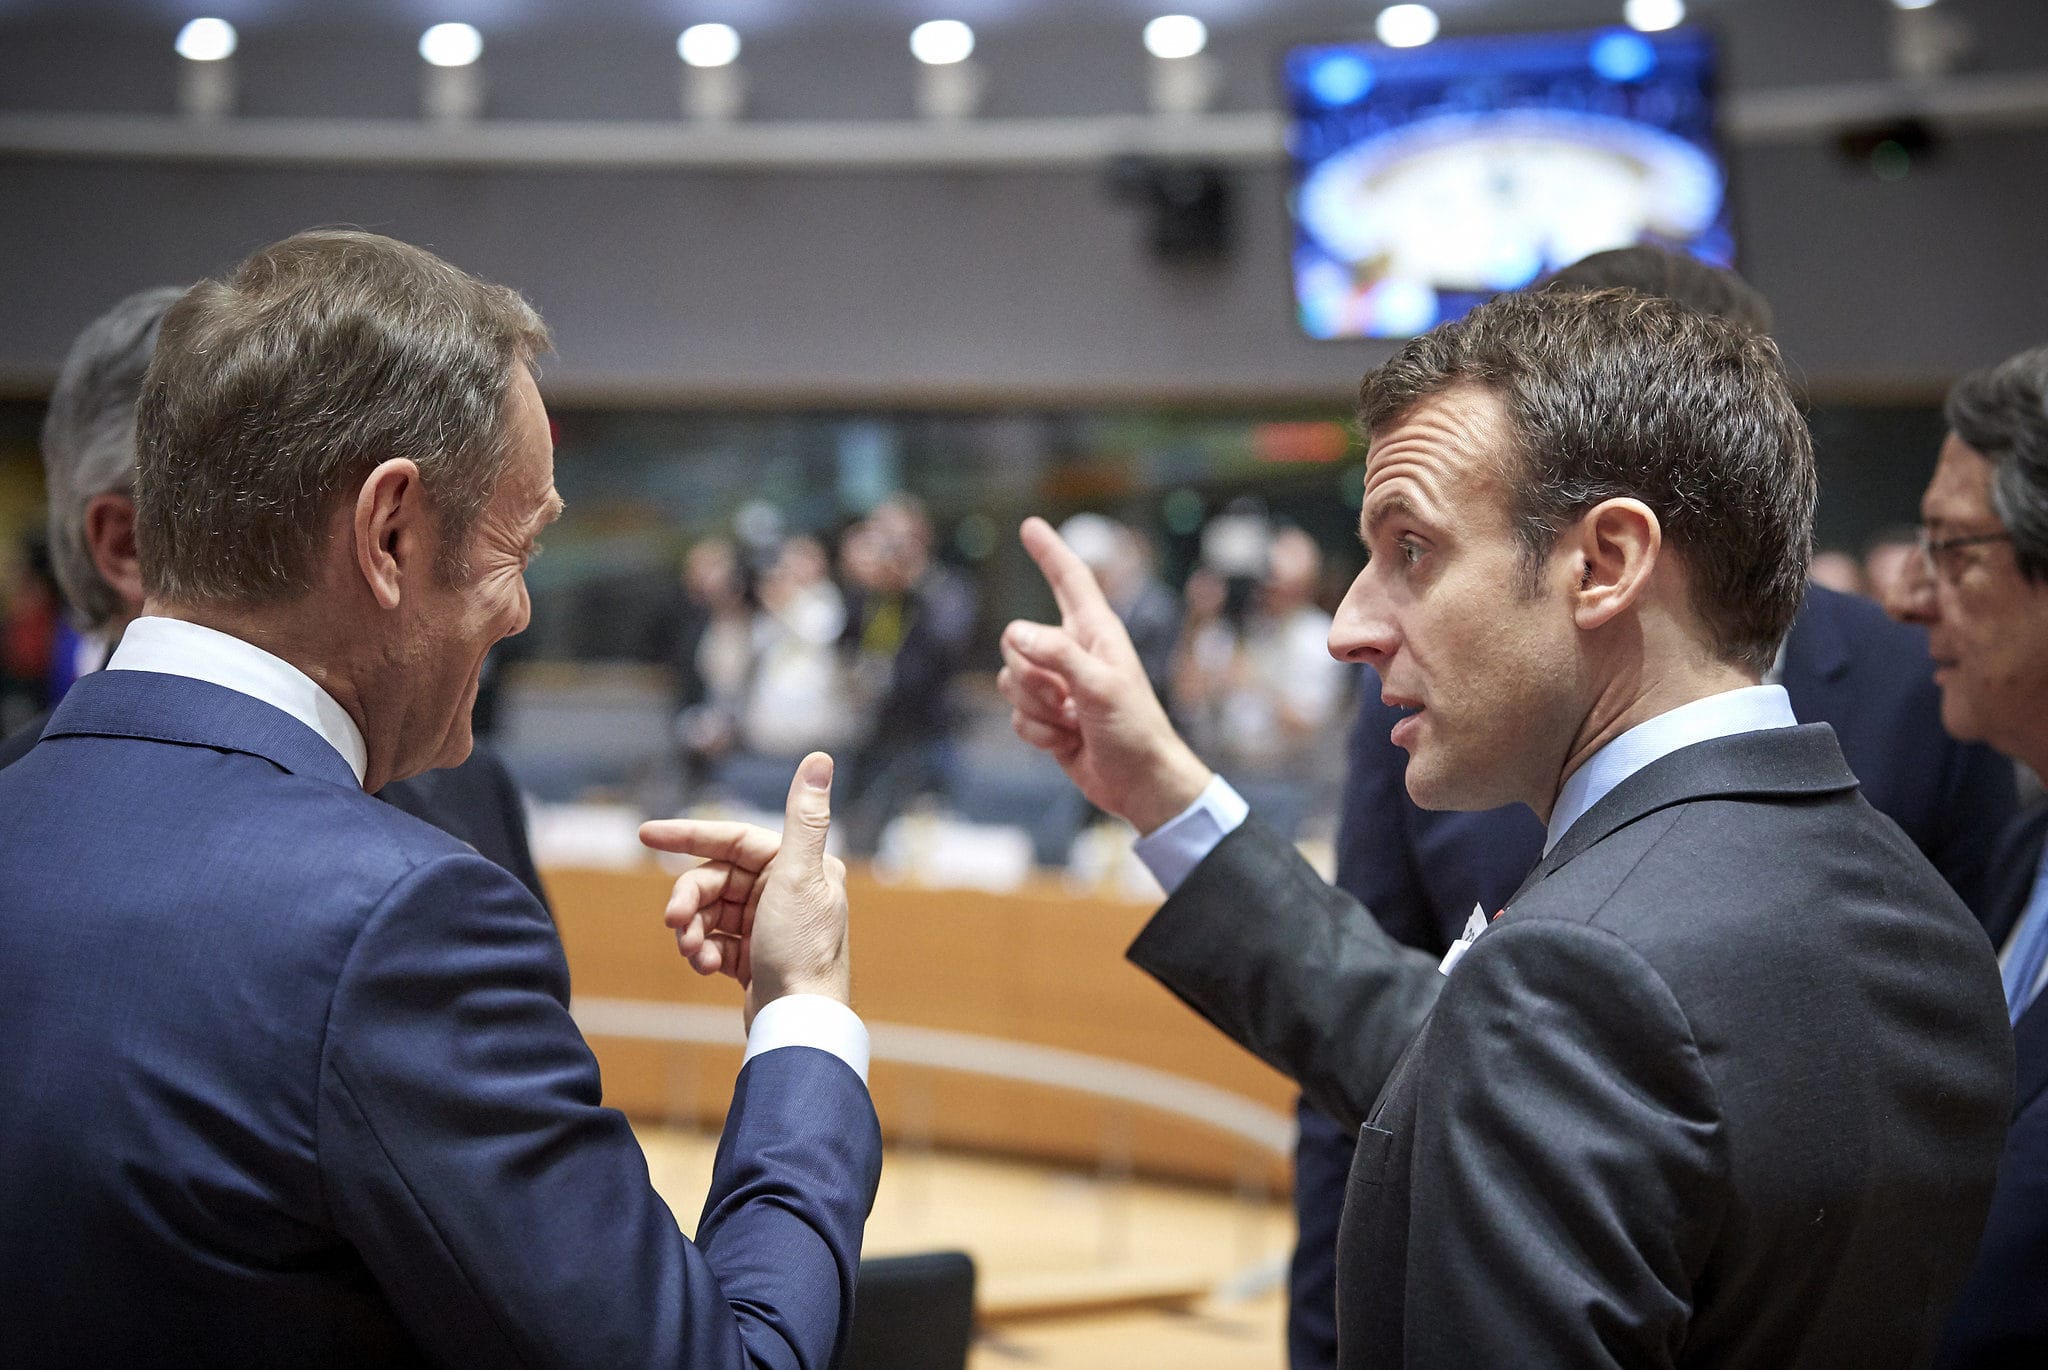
[1545,684,1798,853]
[106,616,369,786]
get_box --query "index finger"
[638,818,781,871]
[1019,516,1115,626]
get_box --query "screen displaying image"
[1285,26,1729,340]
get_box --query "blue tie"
[2002,849,2048,1024]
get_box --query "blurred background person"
[840,495,976,853]
[744,533,856,760]
[671,535,756,795]
[1175,521,1350,838]
[1866,524,1925,607]
[1810,547,1868,596]
[1059,512,1182,706]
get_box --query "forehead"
[1923,433,1999,525]
[494,367,557,508]
[1362,383,1515,520]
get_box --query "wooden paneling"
[548,866,1297,1190]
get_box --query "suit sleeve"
[316,852,881,1370]
[1397,920,1723,1369]
[1127,816,1444,1131]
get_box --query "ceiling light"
[419,22,483,69]
[1891,0,1939,10]
[911,19,975,66]
[1144,15,1208,61]
[1624,0,1686,31]
[1375,5,1439,49]
[679,23,741,69]
[174,17,237,63]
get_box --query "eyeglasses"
[1916,526,2014,584]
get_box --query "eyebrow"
[1362,492,1424,543]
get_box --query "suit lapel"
[40,669,362,790]
[1507,725,1859,906]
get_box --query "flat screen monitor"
[1284,26,1730,340]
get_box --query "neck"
[145,597,391,788]
[1536,656,1757,825]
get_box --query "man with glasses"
[1884,345,2048,1367]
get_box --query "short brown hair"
[1357,289,1813,673]
[135,230,551,605]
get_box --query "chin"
[1936,695,1984,745]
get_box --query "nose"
[1883,551,1936,627]
[1329,563,1398,668]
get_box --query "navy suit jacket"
[1289,585,2019,1370]
[1937,801,2048,1368]
[0,670,881,1368]
[1,695,550,912]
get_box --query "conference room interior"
[2,1,2044,1366]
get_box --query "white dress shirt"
[107,615,869,1082]
[1135,684,1799,897]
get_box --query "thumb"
[779,751,835,870]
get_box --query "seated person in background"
[1884,344,2048,1368]
[0,284,551,908]
[997,287,2012,1368]
[1284,247,2019,1370]
[0,230,879,1369]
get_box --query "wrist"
[1121,744,1213,836]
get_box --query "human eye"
[1396,536,1424,566]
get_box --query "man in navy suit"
[0,230,880,1368]
[1282,248,2019,1369]
[0,285,551,909]
[1885,344,2048,1368]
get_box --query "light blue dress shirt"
[1135,684,1799,896]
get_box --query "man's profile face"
[408,365,562,776]
[1328,384,1583,814]
[1893,434,2048,759]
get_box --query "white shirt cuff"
[1132,773,1250,896]
[744,994,871,1085]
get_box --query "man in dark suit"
[0,285,549,907]
[1284,250,2020,1370]
[1884,345,2048,1368]
[0,230,879,1367]
[997,287,2012,1367]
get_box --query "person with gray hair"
[38,284,185,643]
[0,230,880,1368]
[1884,344,2048,1367]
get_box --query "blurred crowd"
[0,492,1950,862]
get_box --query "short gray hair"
[134,230,551,607]
[1948,347,2048,582]
[41,286,187,629]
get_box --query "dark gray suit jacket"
[1130,725,2014,1369]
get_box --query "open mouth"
[1384,694,1423,746]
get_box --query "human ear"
[83,491,144,616]
[1568,498,1661,632]
[353,459,424,611]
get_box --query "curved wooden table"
[547,866,1298,1191]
